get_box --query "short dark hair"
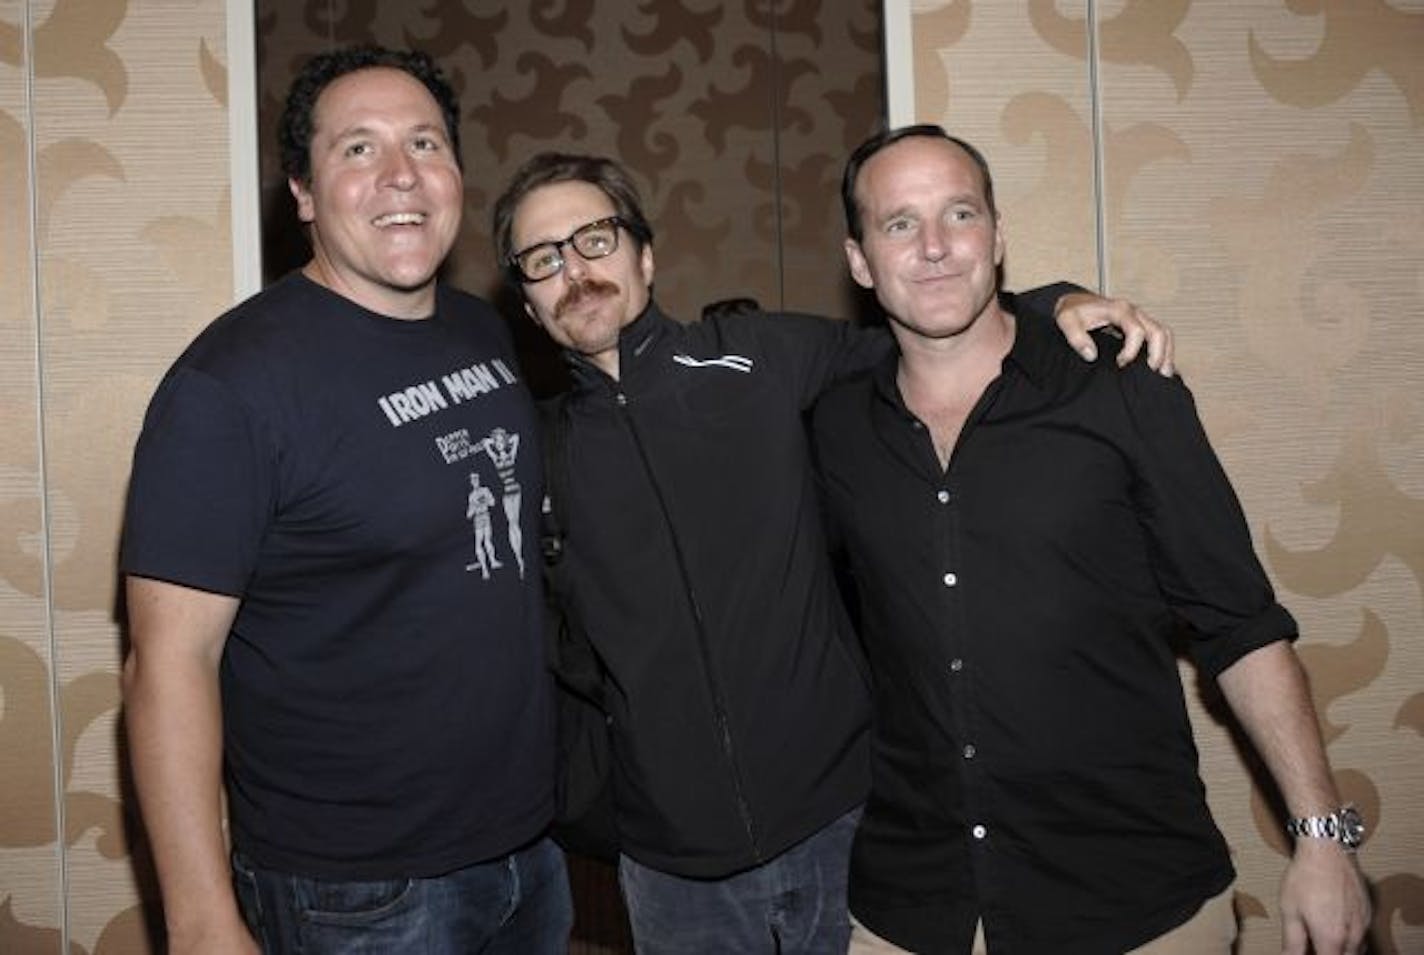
[491,152,655,284]
[841,124,997,241]
[279,45,462,184]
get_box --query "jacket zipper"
[613,387,762,861]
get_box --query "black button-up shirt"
[810,312,1296,954]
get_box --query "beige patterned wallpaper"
[4,0,1418,952]
[900,1,1424,953]
[2,0,233,952]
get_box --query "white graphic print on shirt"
[376,358,520,427]
[482,428,525,579]
[373,358,528,581]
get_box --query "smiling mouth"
[373,212,427,227]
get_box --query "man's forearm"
[124,649,247,943]
[1217,639,1370,955]
[122,577,253,952]
[1216,640,1339,814]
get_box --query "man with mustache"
[491,151,1174,953]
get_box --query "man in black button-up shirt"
[812,126,1370,955]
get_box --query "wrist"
[1286,804,1365,852]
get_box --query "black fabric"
[121,273,555,879]
[542,286,1073,880]
[549,303,881,878]
[810,314,1295,954]
[539,394,619,863]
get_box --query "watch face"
[1340,807,1365,847]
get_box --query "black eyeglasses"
[510,216,627,283]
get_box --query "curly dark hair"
[491,152,655,285]
[278,45,462,184]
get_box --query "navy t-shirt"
[121,273,554,878]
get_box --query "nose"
[382,149,417,190]
[561,245,589,280]
[919,220,946,261]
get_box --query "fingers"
[1133,307,1175,377]
[1064,323,1099,362]
[1051,292,1175,375]
[1114,311,1148,369]
[1110,304,1176,378]
[1280,914,1309,955]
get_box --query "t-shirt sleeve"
[1116,362,1298,677]
[120,365,274,597]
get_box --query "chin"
[384,266,441,290]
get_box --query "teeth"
[374,212,425,227]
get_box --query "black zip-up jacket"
[547,288,1071,878]
[547,302,885,877]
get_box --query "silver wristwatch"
[1285,805,1365,850]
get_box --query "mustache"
[555,278,619,318]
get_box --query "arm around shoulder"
[1018,282,1175,375]
[122,575,258,955]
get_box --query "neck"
[589,348,620,381]
[302,259,434,321]
[894,302,1014,400]
[893,304,1014,470]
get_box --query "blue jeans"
[618,806,861,954]
[232,837,571,954]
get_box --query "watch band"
[1285,805,1364,850]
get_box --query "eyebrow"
[327,120,449,144]
[519,213,619,249]
[878,205,918,223]
[879,193,985,220]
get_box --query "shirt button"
[943,572,958,587]
[949,658,963,672]
[971,824,988,840]
[937,489,950,503]
[963,744,976,759]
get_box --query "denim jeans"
[232,837,571,954]
[618,806,861,954]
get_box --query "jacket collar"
[566,300,674,389]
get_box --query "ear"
[639,242,656,287]
[844,237,874,289]
[289,177,315,224]
[523,298,537,322]
[993,212,1005,267]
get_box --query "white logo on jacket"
[672,353,754,373]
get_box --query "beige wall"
[893,1,1424,953]
[4,0,1419,952]
[1,0,235,951]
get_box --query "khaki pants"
[848,884,1237,954]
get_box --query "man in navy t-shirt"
[120,46,569,955]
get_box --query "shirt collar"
[1001,298,1060,390]
[868,294,1060,412]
